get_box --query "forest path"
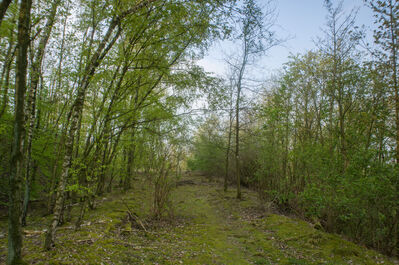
[0,173,397,264]
[169,174,396,265]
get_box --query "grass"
[0,174,397,264]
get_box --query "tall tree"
[320,0,360,171]
[224,78,234,192]
[367,0,399,164]
[365,0,399,255]
[8,0,32,263]
[232,0,278,199]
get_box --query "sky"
[198,0,375,77]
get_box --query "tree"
[231,0,278,199]
[365,0,399,255]
[366,0,399,163]
[320,0,361,171]
[8,0,32,263]
[224,77,235,192]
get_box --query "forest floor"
[0,173,398,264]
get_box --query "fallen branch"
[121,198,147,232]
[57,226,74,230]
[77,238,95,245]
[23,230,45,237]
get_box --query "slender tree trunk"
[0,29,15,119]
[74,197,87,230]
[96,137,109,195]
[44,5,68,216]
[44,104,80,249]
[224,108,233,192]
[0,0,12,27]
[107,158,117,193]
[235,48,248,200]
[8,0,32,263]
[21,0,60,226]
[235,90,241,199]
[125,140,135,190]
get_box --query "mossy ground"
[0,174,397,264]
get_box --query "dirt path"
[169,176,396,265]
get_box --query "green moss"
[258,214,395,265]
[0,175,397,264]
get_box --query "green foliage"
[188,115,226,177]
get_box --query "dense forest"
[0,0,399,264]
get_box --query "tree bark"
[235,48,248,200]
[8,0,32,263]
[0,0,12,27]
[0,27,16,119]
[224,103,233,192]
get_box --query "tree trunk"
[0,27,15,119]
[0,0,12,27]
[22,0,59,226]
[235,49,248,200]
[8,0,32,263]
[125,143,135,190]
[235,90,241,199]
[74,198,87,230]
[44,106,78,249]
[224,107,233,192]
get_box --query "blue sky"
[198,0,375,76]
